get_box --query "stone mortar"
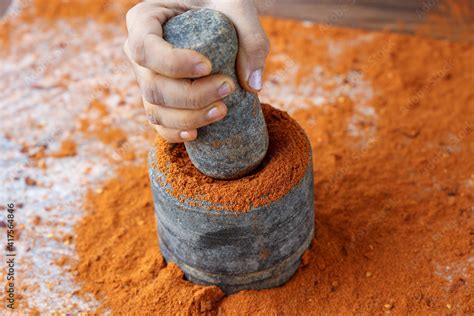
[149,104,315,294]
[163,8,269,180]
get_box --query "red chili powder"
[50,139,77,158]
[74,17,473,315]
[152,104,311,212]
[4,0,472,314]
[74,164,225,314]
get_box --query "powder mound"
[152,104,311,212]
[74,165,224,314]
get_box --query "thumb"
[212,2,270,93]
[236,28,270,93]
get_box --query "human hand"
[125,0,269,142]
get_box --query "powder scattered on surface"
[78,100,139,162]
[74,164,224,314]
[2,0,473,314]
[29,0,137,23]
[50,139,77,158]
[79,100,128,147]
[152,104,310,212]
[74,13,473,316]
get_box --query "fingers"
[236,30,269,92]
[125,0,269,143]
[126,0,270,89]
[126,48,235,109]
[141,73,235,109]
[144,98,228,130]
[212,0,270,92]
[141,34,212,78]
[126,2,211,78]
[151,125,197,143]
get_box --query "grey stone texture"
[163,8,269,179]
[148,149,314,294]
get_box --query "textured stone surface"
[149,149,314,294]
[153,8,315,294]
[163,8,269,179]
[148,112,315,294]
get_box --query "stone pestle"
[163,8,269,180]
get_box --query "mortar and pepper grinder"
[148,8,315,294]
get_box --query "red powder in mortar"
[152,104,311,212]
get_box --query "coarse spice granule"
[151,104,311,212]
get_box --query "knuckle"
[126,2,147,26]
[145,107,162,126]
[148,115,161,126]
[132,43,146,66]
[132,2,148,14]
[247,34,270,58]
[142,79,165,105]
[186,94,200,110]
[179,117,194,130]
[160,56,179,77]
[125,8,135,27]
[134,2,148,10]
[183,85,202,109]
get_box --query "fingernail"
[194,62,210,76]
[248,69,263,91]
[180,131,193,140]
[218,82,233,97]
[207,106,224,120]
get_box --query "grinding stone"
[163,9,269,180]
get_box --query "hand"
[124,0,269,143]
